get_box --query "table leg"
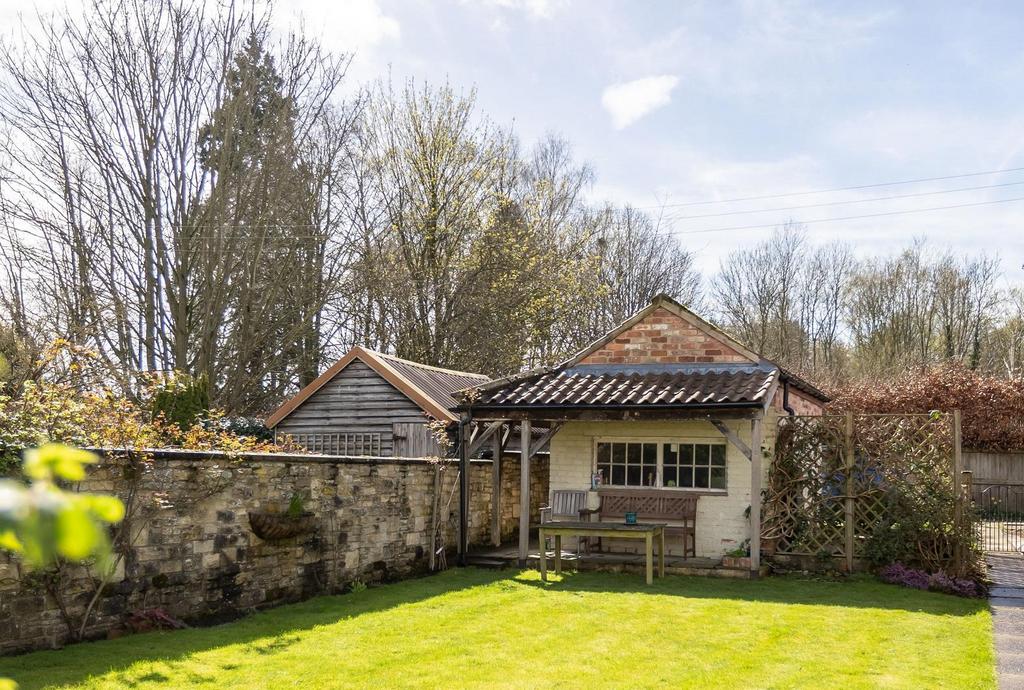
[554,535,562,575]
[658,529,665,578]
[645,533,653,585]
[539,528,547,581]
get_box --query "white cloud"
[470,0,570,20]
[277,0,400,55]
[600,75,679,129]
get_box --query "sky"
[5,0,1024,285]
[288,0,1024,286]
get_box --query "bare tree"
[0,0,355,411]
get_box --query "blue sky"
[8,0,1024,283]
[294,0,1024,285]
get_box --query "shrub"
[0,381,286,473]
[878,563,984,598]
[829,363,1024,452]
[150,373,209,431]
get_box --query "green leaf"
[85,495,125,523]
[55,505,102,561]
[0,528,22,553]
[23,443,97,482]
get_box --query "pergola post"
[491,425,504,547]
[749,414,764,577]
[518,420,532,566]
[457,412,471,565]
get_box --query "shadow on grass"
[1,567,986,689]
[513,568,989,617]
[1,568,507,690]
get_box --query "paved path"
[990,554,1024,689]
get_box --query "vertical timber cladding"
[761,412,962,569]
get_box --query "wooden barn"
[266,346,491,457]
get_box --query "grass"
[1,568,994,689]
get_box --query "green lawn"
[1,568,994,689]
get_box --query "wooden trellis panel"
[762,412,960,570]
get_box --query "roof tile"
[471,364,777,409]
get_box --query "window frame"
[592,435,729,494]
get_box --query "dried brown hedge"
[828,364,1024,452]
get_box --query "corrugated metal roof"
[375,352,490,413]
[471,363,778,409]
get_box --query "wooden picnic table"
[537,521,667,585]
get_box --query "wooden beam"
[844,411,855,573]
[709,418,752,461]
[518,419,532,566]
[491,424,508,547]
[457,413,471,564]
[467,420,507,458]
[749,414,764,577]
[526,423,562,457]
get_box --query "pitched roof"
[266,346,489,428]
[473,363,779,409]
[460,294,828,410]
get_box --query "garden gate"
[761,411,973,574]
[974,480,1024,555]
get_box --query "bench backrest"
[598,489,697,521]
[550,490,588,519]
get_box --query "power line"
[661,179,1024,221]
[639,165,1024,210]
[663,195,1024,236]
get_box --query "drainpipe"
[782,378,796,416]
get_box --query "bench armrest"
[539,505,552,524]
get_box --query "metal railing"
[976,482,1024,554]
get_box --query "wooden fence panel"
[965,451,1024,484]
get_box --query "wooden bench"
[594,489,698,558]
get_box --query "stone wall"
[0,450,547,655]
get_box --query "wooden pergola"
[456,404,766,574]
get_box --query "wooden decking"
[466,540,755,579]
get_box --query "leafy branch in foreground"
[0,443,125,690]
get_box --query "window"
[596,441,657,487]
[290,432,382,456]
[595,440,727,491]
[663,443,727,490]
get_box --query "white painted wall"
[548,419,763,559]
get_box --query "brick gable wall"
[580,307,754,365]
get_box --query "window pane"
[612,443,625,464]
[644,467,657,486]
[663,467,678,487]
[627,465,641,486]
[679,468,693,488]
[694,467,710,488]
[612,465,625,485]
[679,444,694,465]
[597,464,610,484]
[710,467,727,489]
[627,443,641,465]
[695,445,710,466]
[597,443,611,464]
[664,443,678,466]
[642,443,657,465]
[711,445,727,466]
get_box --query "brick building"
[459,293,828,573]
